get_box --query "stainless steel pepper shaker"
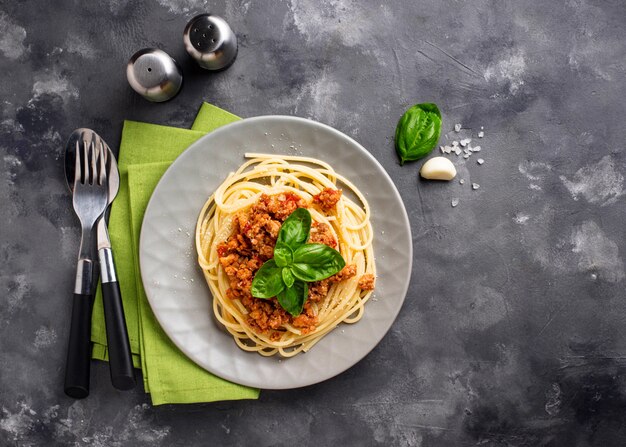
[183,14,238,71]
[126,48,183,102]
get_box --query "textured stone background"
[2,0,626,445]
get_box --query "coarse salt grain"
[477,158,484,165]
[459,179,465,184]
[454,123,462,132]
[472,183,480,190]
[472,146,481,152]
[454,147,462,155]
[463,154,470,159]
[451,198,459,207]
[460,138,471,147]
[478,131,484,138]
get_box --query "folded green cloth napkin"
[90,103,260,404]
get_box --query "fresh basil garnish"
[273,244,293,268]
[249,207,346,316]
[277,280,308,317]
[282,268,295,288]
[291,243,346,282]
[277,207,311,249]
[250,259,284,298]
[395,103,442,165]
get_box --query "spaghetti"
[195,154,375,357]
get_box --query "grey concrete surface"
[2,0,626,445]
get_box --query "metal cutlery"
[95,137,135,391]
[64,129,135,395]
[64,131,109,399]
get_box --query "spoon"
[65,129,135,391]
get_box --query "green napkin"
[90,103,259,404]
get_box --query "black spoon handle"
[64,260,94,399]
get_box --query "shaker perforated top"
[126,48,182,102]
[183,14,238,71]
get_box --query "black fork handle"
[99,247,135,390]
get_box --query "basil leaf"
[277,208,311,250]
[395,103,442,165]
[251,259,285,298]
[277,280,308,316]
[282,268,295,288]
[291,243,346,282]
[273,243,293,268]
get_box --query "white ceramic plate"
[139,116,412,389]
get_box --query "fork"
[96,136,135,390]
[64,133,109,399]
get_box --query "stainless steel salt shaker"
[183,14,237,71]
[126,48,183,102]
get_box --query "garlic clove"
[420,156,457,181]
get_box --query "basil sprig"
[250,208,345,316]
[395,103,442,165]
[291,244,345,282]
[277,207,311,249]
[250,259,284,298]
[277,280,308,317]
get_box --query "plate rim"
[139,115,413,389]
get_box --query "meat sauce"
[217,189,370,336]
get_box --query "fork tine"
[103,141,111,174]
[74,139,82,185]
[82,139,89,185]
[103,141,109,168]
[89,139,97,185]
[93,134,101,184]
[98,141,106,185]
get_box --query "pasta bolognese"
[195,154,375,357]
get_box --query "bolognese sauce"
[217,189,364,336]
